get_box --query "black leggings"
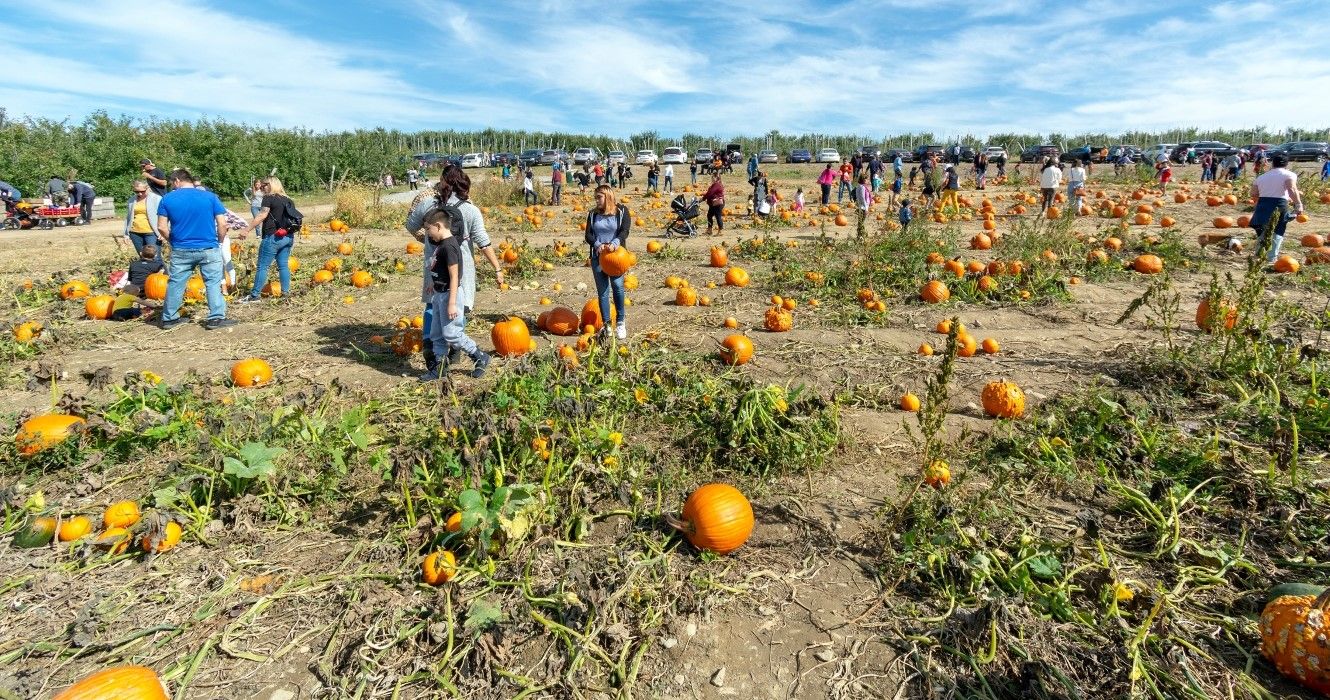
[820,184,831,205]
[707,204,724,230]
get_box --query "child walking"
[421,209,491,380]
[522,169,536,205]
[793,186,805,213]
[1156,160,1172,194]
[898,198,913,233]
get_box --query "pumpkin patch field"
[3,163,1330,698]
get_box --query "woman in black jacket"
[584,184,631,339]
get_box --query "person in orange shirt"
[837,161,854,203]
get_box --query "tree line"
[1,109,1325,200]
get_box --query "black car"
[787,148,812,163]
[957,145,977,162]
[1272,141,1329,161]
[440,154,463,167]
[1168,142,1201,163]
[1061,145,1106,163]
[1189,141,1240,160]
[885,148,913,163]
[914,144,946,161]
[858,146,882,160]
[1020,144,1061,163]
[518,149,544,167]
[411,152,445,167]
[490,152,517,166]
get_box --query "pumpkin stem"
[1315,587,1330,612]
[663,514,692,534]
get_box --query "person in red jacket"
[704,173,725,234]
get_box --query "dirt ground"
[1,162,1326,699]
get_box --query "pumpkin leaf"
[1026,553,1062,580]
[458,489,484,511]
[463,597,505,635]
[499,512,530,542]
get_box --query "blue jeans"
[250,204,262,218]
[428,290,478,359]
[126,231,159,257]
[249,234,293,298]
[162,246,226,321]
[837,180,851,203]
[1251,197,1290,263]
[591,250,626,329]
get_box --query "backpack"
[274,196,303,236]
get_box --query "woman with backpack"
[237,177,300,302]
[585,184,631,340]
[405,166,505,375]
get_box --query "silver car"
[607,150,626,165]
[757,149,778,164]
[816,148,841,163]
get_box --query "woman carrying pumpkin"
[405,167,505,374]
[585,184,631,340]
[704,173,725,234]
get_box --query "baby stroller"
[665,194,701,238]
[2,201,38,230]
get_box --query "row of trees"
[1,109,1325,200]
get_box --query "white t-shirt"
[664,164,673,178]
[1068,166,1086,183]
[523,176,533,191]
[1040,166,1063,189]
[1253,168,1297,200]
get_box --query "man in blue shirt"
[155,168,235,330]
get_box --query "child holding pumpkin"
[585,184,631,340]
[127,244,164,288]
[422,209,491,380]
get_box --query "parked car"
[957,145,977,162]
[757,149,779,164]
[914,144,946,161]
[411,152,445,167]
[635,149,658,165]
[982,146,1007,162]
[1141,144,1176,164]
[694,148,714,164]
[441,154,463,167]
[519,149,544,167]
[539,149,568,165]
[1019,144,1061,163]
[460,153,486,168]
[858,146,882,160]
[1168,142,1200,163]
[1240,144,1272,158]
[661,147,688,164]
[724,144,743,164]
[1190,141,1240,160]
[1271,141,1329,161]
[885,148,913,163]
[816,148,841,163]
[787,148,812,163]
[573,147,600,165]
[490,152,517,167]
[1061,145,1107,163]
[607,150,626,165]
[1107,145,1142,162]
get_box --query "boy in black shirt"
[422,209,490,381]
[128,244,165,286]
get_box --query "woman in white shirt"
[1067,163,1087,213]
[1039,159,1062,212]
[1249,153,1304,264]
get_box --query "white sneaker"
[616,323,627,340]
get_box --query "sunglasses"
[134,190,147,194]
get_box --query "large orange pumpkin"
[981,380,1026,418]
[60,280,91,299]
[544,307,580,336]
[675,286,698,307]
[719,334,754,365]
[1196,297,1237,332]
[1213,216,1236,229]
[671,484,754,554]
[230,358,274,387]
[1260,589,1330,695]
[143,273,169,301]
[1131,254,1164,274]
[491,317,532,357]
[84,294,115,320]
[580,299,615,331]
[16,414,85,456]
[709,246,729,268]
[52,666,169,700]
[724,267,750,287]
[598,246,634,277]
[350,270,374,288]
[920,280,950,304]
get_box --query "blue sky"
[1,0,1327,139]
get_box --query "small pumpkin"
[1260,588,1330,695]
[230,358,274,387]
[96,527,133,555]
[13,516,57,548]
[337,241,354,255]
[184,276,206,302]
[900,393,921,412]
[981,380,1026,419]
[58,516,93,542]
[60,280,91,299]
[669,484,754,555]
[719,334,754,366]
[406,241,424,255]
[980,338,1000,354]
[709,246,729,267]
[724,267,750,287]
[1196,297,1238,332]
[763,306,793,332]
[52,666,169,700]
[422,549,457,585]
[1132,254,1164,274]
[324,257,343,272]
[920,280,950,304]
[675,286,698,307]
[956,333,978,357]
[923,459,951,489]
[970,233,992,250]
[103,501,141,529]
[350,270,374,288]
[141,521,183,553]
[287,256,300,272]
[16,414,85,456]
[491,317,532,357]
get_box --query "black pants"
[707,204,723,231]
[551,183,561,204]
[76,195,94,222]
[820,184,831,205]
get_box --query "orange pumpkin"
[834,214,849,226]
[1132,254,1164,274]
[763,306,793,332]
[337,241,354,255]
[52,666,169,700]
[580,299,615,331]
[310,269,334,285]
[675,286,698,307]
[350,270,374,288]
[1273,255,1300,274]
[141,521,183,553]
[598,246,635,277]
[709,246,729,268]
[184,276,206,302]
[16,414,85,456]
[230,358,274,387]
[1196,297,1237,332]
[900,393,921,412]
[324,258,343,272]
[103,501,141,529]
[723,316,739,329]
[646,240,663,254]
[421,550,457,585]
[1213,216,1236,229]
[970,233,992,250]
[406,241,424,255]
[545,307,580,336]
[981,380,1025,418]
[60,280,90,299]
[143,272,169,301]
[920,280,950,304]
[671,484,754,554]
[719,334,754,365]
[84,294,115,320]
[1301,234,1325,248]
[287,256,300,272]
[57,516,93,542]
[491,317,532,357]
[724,267,750,287]
[956,333,978,357]
[1260,589,1330,695]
